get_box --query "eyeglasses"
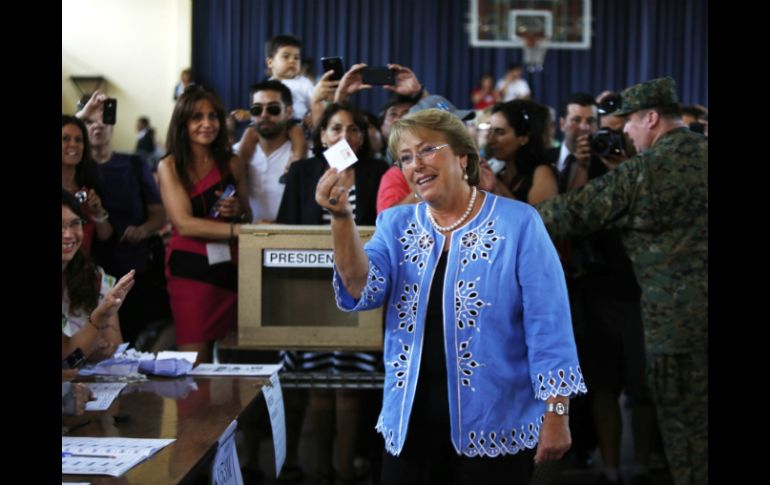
[62,219,86,233]
[399,144,450,166]
[250,104,283,117]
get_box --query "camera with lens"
[589,128,625,158]
[74,190,88,204]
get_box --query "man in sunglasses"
[233,80,296,223]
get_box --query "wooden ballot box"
[237,224,383,350]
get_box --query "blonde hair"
[388,109,480,186]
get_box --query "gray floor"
[238,392,673,485]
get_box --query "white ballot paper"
[84,382,128,411]
[188,363,283,377]
[323,138,358,171]
[62,437,175,477]
[262,372,286,478]
[211,419,243,485]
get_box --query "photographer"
[546,92,601,193]
[568,92,639,189]
[564,91,660,485]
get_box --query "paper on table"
[62,436,175,477]
[156,351,198,363]
[187,363,283,377]
[138,358,193,377]
[323,138,358,171]
[77,347,154,376]
[80,349,197,377]
[84,382,128,411]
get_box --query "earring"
[463,174,469,181]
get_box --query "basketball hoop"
[518,33,548,73]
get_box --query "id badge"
[206,242,231,265]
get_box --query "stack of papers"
[138,351,197,377]
[79,349,197,378]
[78,346,153,377]
[62,437,175,477]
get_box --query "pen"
[62,451,116,459]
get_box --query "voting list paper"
[62,437,175,477]
[187,363,283,377]
[84,382,127,411]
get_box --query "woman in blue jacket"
[317,109,586,485]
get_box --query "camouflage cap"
[613,77,679,116]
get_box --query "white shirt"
[62,268,115,337]
[245,140,292,222]
[496,78,531,102]
[556,143,572,174]
[273,76,315,121]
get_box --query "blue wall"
[193,0,708,116]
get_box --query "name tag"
[206,242,232,265]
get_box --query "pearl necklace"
[427,186,478,232]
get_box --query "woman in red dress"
[157,87,250,363]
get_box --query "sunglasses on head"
[250,104,282,116]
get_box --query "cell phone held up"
[361,66,395,86]
[103,98,117,125]
[62,347,87,370]
[321,56,345,81]
[210,184,236,218]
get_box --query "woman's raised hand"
[315,167,355,219]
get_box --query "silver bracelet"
[92,211,110,223]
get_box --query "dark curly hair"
[491,100,548,179]
[62,189,99,316]
[165,86,233,191]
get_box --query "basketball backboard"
[470,0,591,49]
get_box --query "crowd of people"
[62,32,707,485]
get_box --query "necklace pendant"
[427,186,477,233]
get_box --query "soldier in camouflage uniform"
[536,77,707,485]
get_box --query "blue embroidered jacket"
[334,192,586,457]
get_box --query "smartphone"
[361,66,395,85]
[103,98,117,125]
[62,348,87,370]
[321,56,345,81]
[210,184,236,218]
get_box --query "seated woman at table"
[62,189,134,362]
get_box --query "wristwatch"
[546,402,569,416]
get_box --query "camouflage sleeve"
[535,155,649,239]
